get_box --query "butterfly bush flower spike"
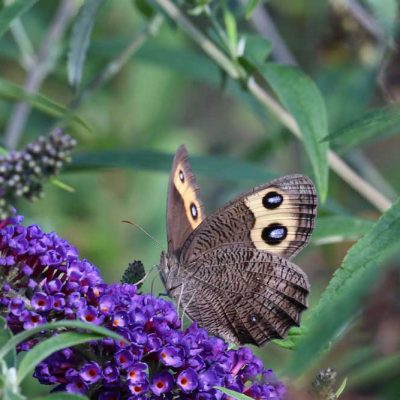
[0,214,286,399]
[0,129,76,219]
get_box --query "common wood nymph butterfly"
[159,145,317,346]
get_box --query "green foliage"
[0,317,16,369]
[240,34,272,69]
[17,332,105,384]
[261,64,329,201]
[0,320,120,399]
[327,105,400,153]
[287,197,400,376]
[364,0,398,37]
[0,320,125,361]
[215,387,254,400]
[312,216,375,244]
[68,0,106,89]
[0,1,399,398]
[0,0,38,39]
[0,78,91,137]
[245,0,262,19]
[70,149,278,183]
[34,395,87,400]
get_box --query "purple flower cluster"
[0,215,286,399]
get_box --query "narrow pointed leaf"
[0,0,38,39]
[245,0,261,19]
[17,332,104,384]
[70,149,278,183]
[223,6,237,54]
[0,78,91,136]
[36,395,87,400]
[215,387,255,400]
[326,105,400,153]
[0,317,16,368]
[287,197,400,376]
[261,64,329,201]
[312,216,375,245]
[68,0,106,88]
[0,320,124,361]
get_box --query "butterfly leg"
[181,289,196,328]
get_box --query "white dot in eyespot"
[178,170,184,182]
[190,203,198,220]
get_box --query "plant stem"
[3,0,76,150]
[154,0,393,213]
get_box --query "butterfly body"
[160,145,317,346]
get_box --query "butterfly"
[159,145,317,346]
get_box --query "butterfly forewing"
[166,145,205,255]
[180,175,317,263]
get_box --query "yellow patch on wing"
[173,161,203,229]
[244,188,298,255]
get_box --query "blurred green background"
[1,1,399,399]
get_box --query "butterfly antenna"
[122,220,162,248]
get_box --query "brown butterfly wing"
[167,145,205,255]
[174,245,309,345]
[180,175,317,263]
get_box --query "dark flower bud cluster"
[121,260,146,288]
[0,129,76,219]
[0,215,286,399]
[312,368,338,400]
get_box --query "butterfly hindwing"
[171,245,309,345]
[166,145,205,255]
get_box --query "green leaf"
[326,105,400,153]
[0,78,91,136]
[245,0,261,19]
[35,395,87,400]
[68,0,106,89]
[347,352,400,388]
[364,0,398,37]
[69,149,278,183]
[0,320,125,362]
[336,377,348,398]
[261,64,329,201]
[242,33,272,67]
[0,0,38,39]
[287,197,400,376]
[312,216,375,245]
[91,40,268,120]
[50,178,76,193]
[133,0,155,19]
[215,387,254,400]
[3,387,26,400]
[17,332,104,384]
[273,326,305,350]
[0,317,16,368]
[223,6,238,55]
